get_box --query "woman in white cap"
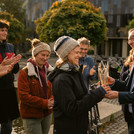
[48,36,110,134]
[18,38,54,134]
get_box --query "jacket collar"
[27,62,38,78]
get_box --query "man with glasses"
[78,37,96,90]
[105,28,134,134]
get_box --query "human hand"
[89,66,96,76]
[101,84,111,93]
[48,98,54,109]
[2,54,22,66]
[13,54,22,65]
[0,63,14,77]
[82,65,87,73]
[105,91,119,99]
[106,76,115,85]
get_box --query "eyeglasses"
[80,48,88,51]
[128,38,134,44]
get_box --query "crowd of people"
[1,18,134,134]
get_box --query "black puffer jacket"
[48,63,106,134]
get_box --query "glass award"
[98,60,109,85]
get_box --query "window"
[104,0,108,11]
[117,0,121,8]
[101,0,105,14]
[114,0,117,5]
[108,15,113,23]
[116,15,120,27]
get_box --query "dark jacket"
[120,65,129,81]
[0,41,20,123]
[0,41,19,89]
[112,64,134,122]
[48,63,106,134]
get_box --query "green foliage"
[110,114,115,122]
[127,9,134,30]
[0,0,25,23]
[127,19,134,30]
[0,11,24,45]
[35,0,107,46]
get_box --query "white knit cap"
[54,36,79,59]
[32,42,51,57]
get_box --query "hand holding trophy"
[98,60,109,85]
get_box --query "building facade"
[88,0,134,57]
[89,0,134,37]
[24,0,57,30]
[24,0,134,57]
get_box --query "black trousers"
[127,119,134,134]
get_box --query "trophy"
[98,60,109,85]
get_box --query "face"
[67,46,81,66]
[80,43,89,57]
[0,28,8,42]
[34,51,50,68]
[128,30,134,49]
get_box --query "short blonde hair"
[77,37,90,46]
[128,28,134,36]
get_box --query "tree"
[0,0,25,23]
[0,11,24,45]
[126,9,134,30]
[35,0,107,46]
[127,19,134,30]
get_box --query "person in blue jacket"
[106,28,134,134]
[78,37,96,90]
[0,19,21,134]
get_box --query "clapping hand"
[89,66,96,76]
[0,63,13,77]
[0,54,22,77]
[2,54,22,66]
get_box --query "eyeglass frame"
[128,36,134,44]
[80,48,88,51]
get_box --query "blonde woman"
[120,49,134,81]
[48,36,110,134]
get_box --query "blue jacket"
[79,55,96,89]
